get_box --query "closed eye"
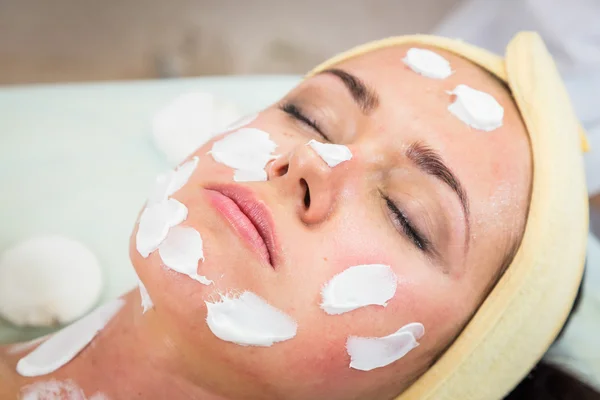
[279,101,331,142]
[382,193,430,252]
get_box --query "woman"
[0,32,590,399]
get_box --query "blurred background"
[0,0,459,84]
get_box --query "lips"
[204,184,279,270]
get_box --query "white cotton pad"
[307,140,353,167]
[137,277,153,314]
[158,225,212,285]
[0,236,103,327]
[223,113,258,133]
[447,84,504,131]
[148,157,198,205]
[321,264,397,315]
[402,48,453,79]
[347,322,425,371]
[152,92,243,165]
[209,128,277,181]
[16,298,125,377]
[136,198,188,258]
[205,291,297,347]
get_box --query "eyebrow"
[319,68,379,114]
[406,142,471,243]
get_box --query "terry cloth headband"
[308,32,589,400]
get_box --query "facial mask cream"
[209,128,277,182]
[149,157,199,205]
[307,140,352,167]
[448,84,504,131]
[321,264,397,315]
[205,291,297,347]
[347,322,425,371]
[137,277,153,314]
[16,298,125,377]
[402,48,453,79]
[136,198,188,258]
[158,225,212,285]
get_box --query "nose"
[268,144,337,225]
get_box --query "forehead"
[320,44,532,253]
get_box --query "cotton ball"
[0,236,103,327]
[152,92,243,165]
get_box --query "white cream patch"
[223,113,258,133]
[447,84,504,131]
[151,92,242,165]
[307,140,352,167]
[148,157,198,205]
[137,277,153,314]
[20,379,86,400]
[20,379,108,400]
[158,225,212,285]
[402,48,453,79]
[347,322,425,371]
[136,198,188,258]
[205,291,297,347]
[0,236,103,327]
[16,298,125,377]
[209,128,277,182]
[233,168,267,182]
[321,264,397,315]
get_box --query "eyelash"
[279,101,331,142]
[383,194,430,252]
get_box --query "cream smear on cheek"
[158,226,212,285]
[347,322,425,371]
[402,48,453,79]
[136,156,199,258]
[447,84,504,131]
[307,140,353,167]
[209,128,277,182]
[137,276,153,314]
[205,291,297,347]
[321,264,398,315]
[223,113,258,133]
[20,379,108,400]
[16,298,125,377]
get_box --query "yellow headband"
[309,33,589,399]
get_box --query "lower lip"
[204,189,272,268]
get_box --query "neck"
[1,291,227,400]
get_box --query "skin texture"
[0,44,532,400]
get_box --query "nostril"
[301,179,311,209]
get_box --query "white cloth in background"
[433,0,600,196]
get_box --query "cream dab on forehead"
[16,298,125,377]
[448,84,504,131]
[205,291,297,347]
[210,128,277,182]
[307,140,353,167]
[402,48,453,79]
[347,322,425,371]
[158,225,212,285]
[321,264,397,315]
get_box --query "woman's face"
[131,45,532,400]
